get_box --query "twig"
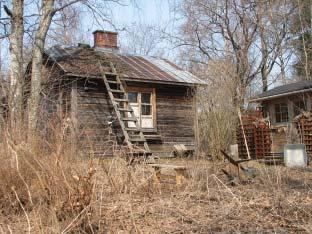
[61,205,90,234]
[12,187,31,234]
[212,174,242,206]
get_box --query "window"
[275,103,289,123]
[128,92,138,103]
[127,89,155,129]
[293,100,306,116]
[141,93,151,115]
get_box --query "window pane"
[282,113,288,122]
[142,93,151,104]
[281,104,288,112]
[141,104,151,115]
[275,103,288,123]
[128,92,138,103]
[276,113,281,123]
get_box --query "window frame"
[274,103,289,123]
[141,92,152,116]
[127,87,156,130]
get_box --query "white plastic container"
[284,144,307,167]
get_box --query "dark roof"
[45,45,205,85]
[250,80,312,102]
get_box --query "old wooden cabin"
[38,30,205,157]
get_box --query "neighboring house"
[38,30,205,157]
[250,80,312,154]
[250,80,312,127]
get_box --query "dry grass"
[0,127,312,233]
[91,159,312,233]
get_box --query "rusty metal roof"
[45,45,205,85]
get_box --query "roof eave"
[250,88,312,102]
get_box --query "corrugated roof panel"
[45,45,205,85]
[136,56,178,82]
[143,56,206,85]
[127,56,169,81]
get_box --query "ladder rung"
[114,98,128,102]
[129,134,141,139]
[123,118,137,121]
[107,80,120,84]
[130,138,146,142]
[109,89,124,93]
[125,128,140,131]
[104,72,117,76]
[127,152,152,156]
[119,108,133,112]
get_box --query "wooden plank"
[149,163,188,187]
[149,163,187,169]
[71,81,78,154]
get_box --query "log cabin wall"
[74,78,121,157]
[71,78,196,157]
[153,84,196,154]
[36,64,72,143]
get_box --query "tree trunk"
[261,67,268,92]
[28,0,55,133]
[8,0,24,128]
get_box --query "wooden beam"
[71,81,78,154]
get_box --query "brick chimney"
[93,30,118,50]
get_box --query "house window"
[141,93,152,115]
[128,92,138,103]
[293,100,306,116]
[127,88,155,129]
[275,103,289,123]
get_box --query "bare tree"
[256,0,292,91]
[178,0,292,106]
[291,0,312,80]
[197,59,238,158]
[47,3,83,46]
[179,0,257,107]
[28,0,55,133]
[120,22,166,56]
[5,0,24,127]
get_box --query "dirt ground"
[1,157,312,233]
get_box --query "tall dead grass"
[0,120,312,232]
[0,117,157,233]
[0,120,99,233]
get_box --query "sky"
[110,0,173,28]
[0,0,180,71]
[80,0,177,46]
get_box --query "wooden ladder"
[99,62,152,159]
